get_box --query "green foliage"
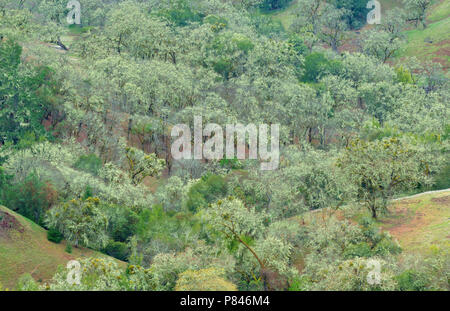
[220,158,243,170]
[301,52,342,82]
[104,241,130,261]
[0,38,53,145]
[65,243,72,254]
[1,172,58,225]
[74,154,103,176]
[156,0,203,27]
[47,227,63,244]
[402,0,432,29]
[16,274,39,291]
[125,147,165,186]
[1,0,448,292]
[250,13,284,37]
[186,174,227,212]
[333,0,368,29]
[395,66,414,84]
[134,205,201,263]
[156,176,188,212]
[260,0,293,11]
[175,268,237,291]
[395,270,428,291]
[343,242,373,259]
[432,162,450,190]
[44,257,128,290]
[149,242,235,291]
[288,34,309,56]
[46,197,109,249]
[102,204,139,243]
[337,138,432,218]
[361,29,402,63]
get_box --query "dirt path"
[392,189,450,201]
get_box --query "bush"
[47,227,64,244]
[302,53,343,83]
[260,0,292,11]
[250,13,284,37]
[333,0,369,29]
[186,174,227,212]
[156,0,203,26]
[175,268,237,291]
[372,236,402,256]
[74,154,103,176]
[343,242,372,259]
[46,197,109,249]
[433,162,450,190]
[65,243,72,254]
[102,204,139,243]
[16,274,39,291]
[395,270,428,291]
[104,241,130,261]
[2,173,58,225]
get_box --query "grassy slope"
[377,190,450,254]
[268,0,450,71]
[0,205,121,290]
[337,190,450,255]
[304,190,450,255]
[396,0,450,72]
[270,0,299,31]
[269,0,405,31]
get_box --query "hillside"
[304,189,450,255]
[269,0,450,71]
[398,0,450,73]
[0,205,121,290]
[0,0,448,292]
[379,190,450,254]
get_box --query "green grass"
[380,0,404,11]
[269,0,299,31]
[267,0,405,31]
[303,190,450,256]
[377,191,450,254]
[0,205,123,290]
[395,17,450,67]
[428,0,450,23]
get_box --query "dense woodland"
[0,0,449,291]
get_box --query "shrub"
[185,174,227,212]
[46,197,109,249]
[204,15,228,27]
[102,204,139,242]
[156,0,203,26]
[104,241,130,261]
[260,0,292,11]
[372,236,402,256]
[302,52,343,83]
[433,162,450,190]
[395,270,429,291]
[334,0,369,29]
[251,13,284,38]
[65,244,73,254]
[16,274,39,291]
[47,227,64,244]
[395,66,414,84]
[175,268,237,291]
[2,173,58,225]
[74,154,103,176]
[343,242,373,259]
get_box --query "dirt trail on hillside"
[392,189,450,201]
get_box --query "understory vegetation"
[0,0,448,291]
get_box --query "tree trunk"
[371,206,377,219]
[57,36,69,51]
